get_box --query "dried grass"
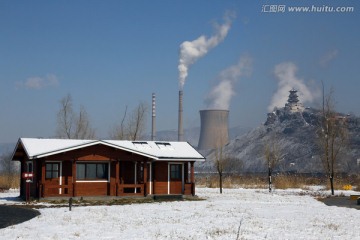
[323,174,360,191]
[196,175,267,189]
[0,174,20,190]
[196,173,360,191]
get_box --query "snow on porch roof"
[15,138,205,161]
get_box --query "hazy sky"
[1,0,359,144]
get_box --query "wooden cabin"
[11,138,205,199]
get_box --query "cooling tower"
[198,109,229,150]
[178,90,184,141]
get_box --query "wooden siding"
[17,143,196,198]
[184,183,193,195]
[75,182,108,196]
[153,162,168,194]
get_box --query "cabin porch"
[37,160,195,198]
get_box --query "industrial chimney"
[178,90,184,141]
[198,109,229,150]
[151,93,156,141]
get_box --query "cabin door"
[45,162,61,195]
[169,164,183,194]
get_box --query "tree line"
[56,93,149,141]
[0,93,149,188]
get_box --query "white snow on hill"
[0,188,359,239]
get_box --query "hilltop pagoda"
[285,89,304,112]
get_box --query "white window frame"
[26,161,33,173]
[75,161,110,183]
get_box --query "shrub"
[342,184,352,190]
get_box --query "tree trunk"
[329,175,334,195]
[268,167,272,193]
[219,173,223,194]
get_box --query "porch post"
[41,160,45,198]
[115,160,119,196]
[134,162,137,193]
[190,161,195,196]
[149,162,152,195]
[143,161,148,196]
[72,160,76,197]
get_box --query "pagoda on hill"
[285,89,304,112]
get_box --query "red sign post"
[22,172,33,203]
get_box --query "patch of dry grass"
[323,174,360,191]
[196,175,267,189]
[0,174,20,190]
[196,173,360,191]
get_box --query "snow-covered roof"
[13,138,205,162]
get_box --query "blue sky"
[0,0,359,144]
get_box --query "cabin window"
[46,163,59,179]
[76,163,108,180]
[170,164,182,180]
[26,161,33,172]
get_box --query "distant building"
[285,89,304,113]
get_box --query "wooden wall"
[16,143,195,198]
[153,162,168,194]
[75,182,108,196]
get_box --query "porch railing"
[39,182,194,198]
[117,184,144,196]
[40,184,73,198]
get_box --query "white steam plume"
[205,56,252,109]
[178,12,234,89]
[268,62,318,112]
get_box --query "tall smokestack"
[151,93,156,141]
[178,90,184,141]
[198,109,229,150]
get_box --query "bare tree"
[110,106,128,140]
[264,132,284,192]
[73,106,96,139]
[110,102,148,141]
[56,94,74,138]
[127,102,148,141]
[56,94,96,139]
[214,145,227,194]
[317,86,348,195]
[0,151,18,175]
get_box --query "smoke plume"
[319,49,338,67]
[178,12,234,89]
[268,62,318,112]
[205,56,252,110]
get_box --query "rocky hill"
[199,107,360,174]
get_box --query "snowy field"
[0,188,359,240]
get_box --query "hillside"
[199,107,360,173]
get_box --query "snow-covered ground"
[0,188,359,240]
